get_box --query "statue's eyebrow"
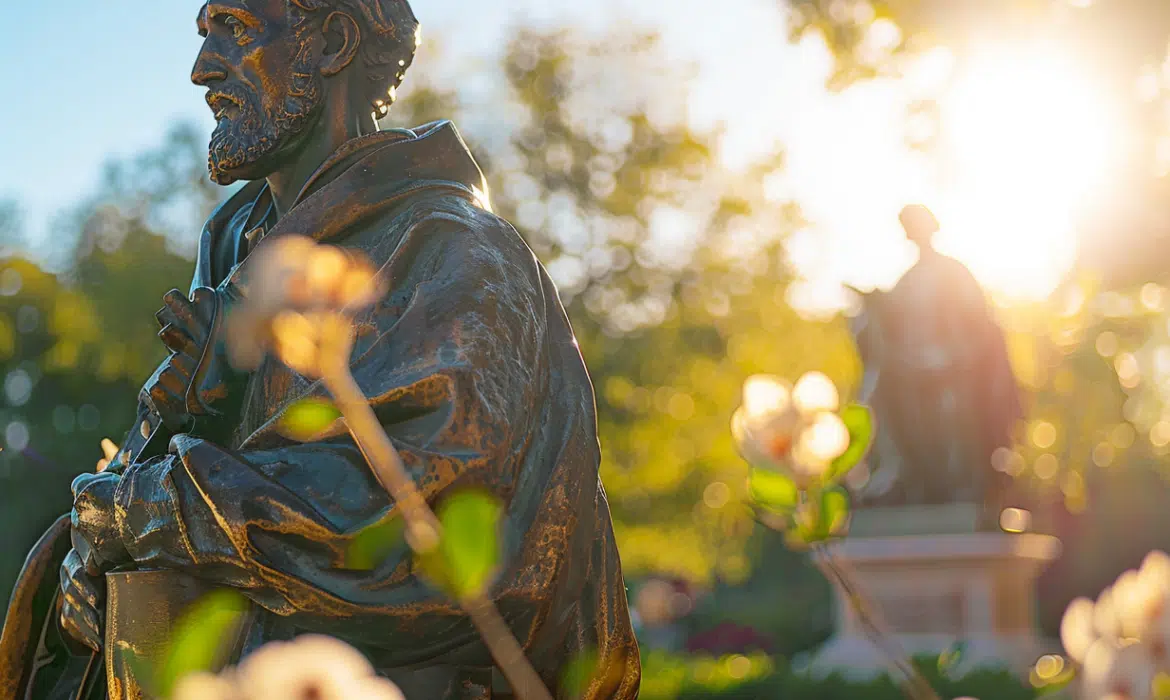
[197,4,210,37]
[202,2,262,29]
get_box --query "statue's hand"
[156,287,216,363]
[143,287,222,430]
[70,471,130,576]
[59,549,105,652]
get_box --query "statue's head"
[192,0,419,185]
[898,204,939,248]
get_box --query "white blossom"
[732,372,850,487]
[235,635,377,700]
[1081,641,1155,700]
[176,635,405,700]
[1062,597,1098,664]
[1060,550,1170,698]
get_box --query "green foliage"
[749,469,799,513]
[826,404,873,483]
[936,640,967,679]
[562,649,602,699]
[154,589,249,699]
[277,397,342,442]
[639,652,1038,700]
[344,514,406,571]
[421,490,504,601]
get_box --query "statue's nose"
[191,48,229,87]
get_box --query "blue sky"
[1,1,519,242]
[4,5,211,232]
[3,1,926,303]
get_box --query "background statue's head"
[192,0,420,185]
[898,204,940,248]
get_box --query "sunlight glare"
[932,43,1121,300]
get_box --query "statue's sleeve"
[110,213,556,661]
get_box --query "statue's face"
[193,1,325,185]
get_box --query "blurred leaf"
[562,648,601,699]
[749,469,799,513]
[123,650,161,700]
[788,499,821,548]
[276,397,342,442]
[820,486,850,538]
[425,490,504,601]
[825,404,873,483]
[1154,672,1170,698]
[938,640,967,678]
[344,515,406,571]
[156,589,249,698]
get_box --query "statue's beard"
[207,58,323,185]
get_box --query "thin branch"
[812,543,941,700]
[316,315,554,700]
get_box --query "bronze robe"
[3,121,640,699]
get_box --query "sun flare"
[930,42,1122,301]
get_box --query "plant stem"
[465,596,554,700]
[316,314,554,700]
[812,543,941,700]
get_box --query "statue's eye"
[225,16,246,40]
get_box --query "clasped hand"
[59,470,128,651]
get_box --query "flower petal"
[741,375,793,421]
[793,372,840,414]
[1061,597,1098,663]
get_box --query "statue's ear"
[320,11,361,78]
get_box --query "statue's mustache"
[205,87,254,119]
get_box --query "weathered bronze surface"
[1,1,641,698]
[849,205,1022,522]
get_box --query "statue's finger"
[61,600,102,652]
[61,554,103,610]
[69,525,101,577]
[191,287,217,324]
[158,322,198,356]
[155,365,190,397]
[156,290,198,332]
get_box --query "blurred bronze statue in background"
[849,205,1023,524]
[0,1,640,698]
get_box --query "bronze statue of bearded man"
[0,1,641,698]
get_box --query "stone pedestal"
[807,505,1061,679]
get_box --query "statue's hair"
[289,0,420,115]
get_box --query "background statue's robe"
[852,249,1022,514]
[5,121,641,699]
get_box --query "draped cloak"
[852,249,1022,512]
[1,121,641,699]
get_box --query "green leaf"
[749,469,799,513]
[825,404,874,483]
[1154,672,1170,699]
[276,397,342,442]
[819,486,850,538]
[344,515,406,571]
[788,498,821,547]
[562,648,601,699]
[156,589,249,699]
[429,490,504,601]
[122,649,162,700]
[937,640,967,678]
